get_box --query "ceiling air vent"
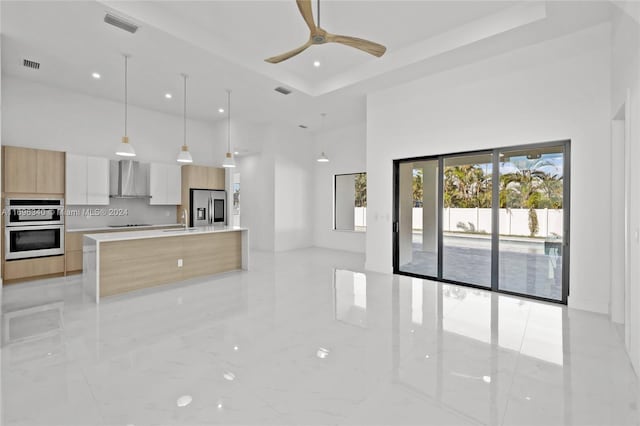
[274,86,292,95]
[298,125,308,129]
[23,59,40,70]
[104,13,138,34]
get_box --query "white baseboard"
[364,261,393,275]
[568,296,608,315]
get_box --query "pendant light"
[317,113,329,163]
[177,73,193,163]
[222,89,236,168]
[116,54,136,157]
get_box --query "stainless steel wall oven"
[4,199,65,260]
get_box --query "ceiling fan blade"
[325,33,387,57]
[265,40,312,64]
[296,0,316,33]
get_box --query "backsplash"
[65,198,177,229]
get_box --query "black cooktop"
[107,224,152,228]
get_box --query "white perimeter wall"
[366,24,612,314]
[313,123,366,253]
[611,2,640,373]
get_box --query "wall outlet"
[177,259,183,267]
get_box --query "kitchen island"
[83,226,248,303]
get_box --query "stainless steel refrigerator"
[190,189,226,227]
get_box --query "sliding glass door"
[497,145,567,300]
[397,160,439,278]
[442,153,493,287]
[393,141,570,304]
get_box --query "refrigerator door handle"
[208,196,213,224]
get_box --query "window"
[334,173,366,232]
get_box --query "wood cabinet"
[207,168,225,190]
[36,150,65,194]
[149,163,181,205]
[66,154,109,205]
[180,165,226,210]
[4,256,64,281]
[3,147,37,193]
[3,146,65,194]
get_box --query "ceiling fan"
[265,0,387,64]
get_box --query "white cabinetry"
[149,163,181,205]
[87,157,110,204]
[65,154,109,205]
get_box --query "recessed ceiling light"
[316,347,330,359]
[176,395,192,407]
[91,72,101,79]
[218,108,225,113]
[165,93,173,99]
[233,151,239,155]
[313,60,321,67]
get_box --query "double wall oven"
[4,199,65,260]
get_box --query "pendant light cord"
[183,74,187,147]
[321,112,326,149]
[317,0,320,28]
[227,89,231,153]
[124,55,128,137]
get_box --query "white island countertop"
[84,225,247,242]
[67,223,183,233]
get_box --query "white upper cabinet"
[149,163,181,205]
[66,154,88,205]
[86,156,110,205]
[65,154,109,205]
[166,165,182,205]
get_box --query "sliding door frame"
[392,139,571,305]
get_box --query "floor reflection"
[334,269,367,328]
[0,249,637,426]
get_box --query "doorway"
[393,140,570,304]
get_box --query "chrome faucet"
[182,208,188,229]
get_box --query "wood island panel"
[182,231,241,279]
[99,236,184,297]
[97,231,242,298]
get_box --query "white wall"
[238,146,275,251]
[2,76,227,165]
[313,123,366,253]
[236,122,314,252]
[274,125,314,252]
[2,76,316,252]
[610,2,640,373]
[1,76,231,226]
[366,24,612,314]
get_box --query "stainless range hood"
[109,160,151,198]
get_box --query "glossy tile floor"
[1,248,638,425]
